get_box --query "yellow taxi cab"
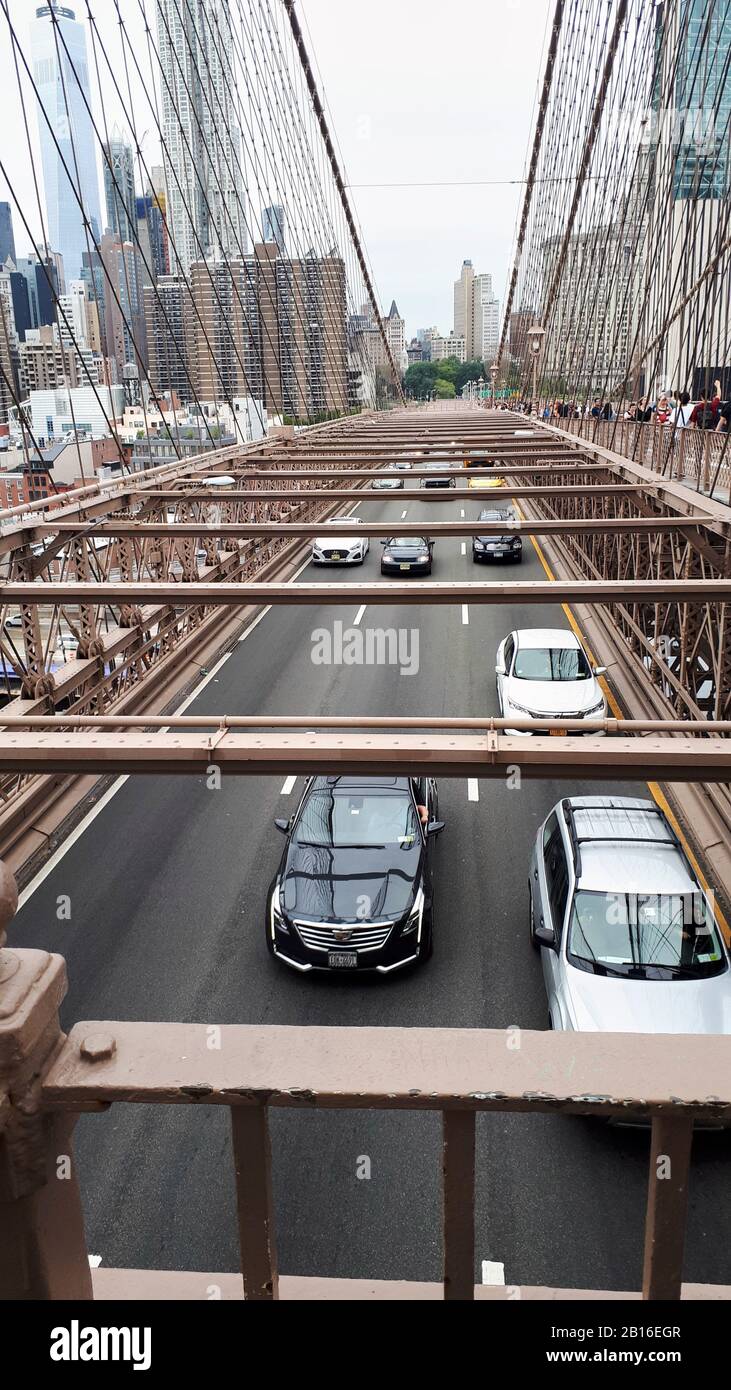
[468,474,506,490]
[462,451,492,469]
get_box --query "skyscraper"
[262,205,286,254]
[472,273,500,362]
[454,260,474,353]
[103,127,136,244]
[660,0,731,200]
[453,260,499,360]
[30,5,102,283]
[0,203,16,267]
[156,0,248,276]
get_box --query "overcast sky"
[300,0,553,336]
[1,0,553,341]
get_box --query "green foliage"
[405,356,490,400]
[434,379,456,399]
[456,359,487,395]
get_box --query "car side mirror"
[427,819,445,835]
[592,665,607,676]
[534,921,556,949]
[495,663,505,676]
[380,539,387,545]
[274,818,289,833]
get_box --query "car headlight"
[416,554,430,562]
[402,889,424,936]
[474,540,486,550]
[585,699,605,716]
[505,698,535,716]
[512,538,522,548]
[270,883,289,935]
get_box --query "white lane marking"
[467,779,479,802]
[460,542,466,556]
[17,550,317,911]
[280,775,297,796]
[401,509,407,519]
[460,508,465,518]
[353,605,366,626]
[462,605,469,625]
[481,1260,505,1285]
[88,1255,103,1268]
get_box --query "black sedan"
[420,462,456,488]
[380,535,433,575]
[472,508,523,563]
[266,776,444,973]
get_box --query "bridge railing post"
[0,864,92,1300]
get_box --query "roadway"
[10,474,731,1292]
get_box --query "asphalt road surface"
[11,476,731,1292]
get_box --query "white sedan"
[311,516,369,565]
[495,628,607,734]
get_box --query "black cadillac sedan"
[380,535,433,575]
[266,775,443,973]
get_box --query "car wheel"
[528,884,539,949]
[421,918,434,960]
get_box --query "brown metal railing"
[562,416,731,495]
[2,933,729,1302]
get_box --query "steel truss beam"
[2,580,729,605]
[0,731,726,781]
[21,519,727,540]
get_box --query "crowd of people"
[535,383,731,431]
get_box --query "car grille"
[320,549,352,560]
[295,920,393,952]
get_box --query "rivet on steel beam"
[80,1033,117,1063]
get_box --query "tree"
[434,379,456,399]
[434,356,460,385]
[404,361,439,399]
[456,358,487,395]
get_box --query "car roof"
[312,775,412,794]
[327,515,361,523]
[561,796,697,896]
[515,628,580,649]
[479,508,513,520]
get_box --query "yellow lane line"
[512,498,730,941]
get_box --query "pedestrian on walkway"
[690,388,719,429]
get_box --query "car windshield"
[293,789,421,848]
[513,647,591,681]
[568,889,726,978]
[387,536,428,548]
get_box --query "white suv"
[312,516,369,565]
[496,628,606,734]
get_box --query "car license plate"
[399,562,411,570]
[331,551,341,560]
[549,728,567,737]
[328,951,358,969]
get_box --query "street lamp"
[477,375,484,408]
[527,324,545,414]
[490,360,498,409]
